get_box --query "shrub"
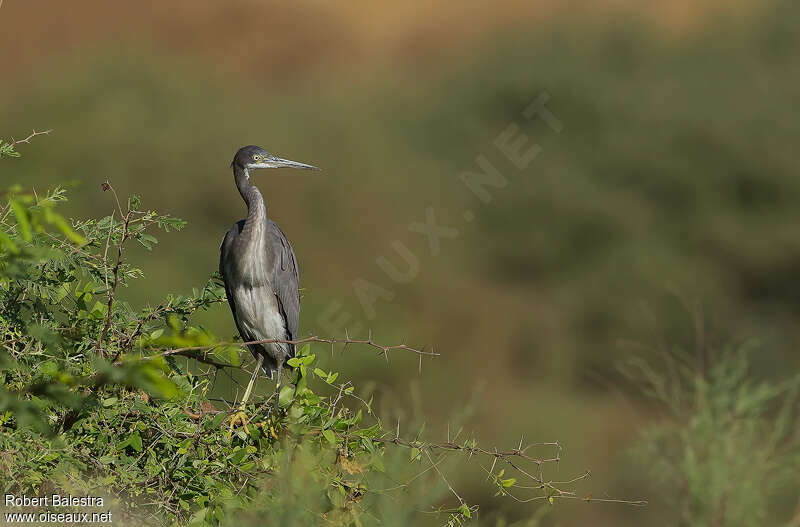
[623,333,800,526]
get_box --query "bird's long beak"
[270,156,320,170]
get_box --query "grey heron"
[219,145,318,429]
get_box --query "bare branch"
[424,449,465,507]
[373,434,647,508]
[98,182,132,357]
[147,335,439,362]
[9,129,52,147]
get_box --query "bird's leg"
[229,354,263,434]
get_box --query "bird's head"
[231,145,319,172]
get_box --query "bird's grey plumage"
[219,219,299,377]
[219,145,316,381]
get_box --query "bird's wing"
[219,221,245,337]
[267,220,300,349]
[220,220,279,377]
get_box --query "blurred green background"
[2,0,799,524]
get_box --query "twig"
[149,335,438,361]
[158,350,236,370]
[424,449,465,507]
[9,129,52,147]
[376,435,561,468]
[99,182,131,358]
[374,434,647,508]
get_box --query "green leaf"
[322,429,336,445]
[247,425,262,441]
[43,208,86,245]
[122,431,142,453]
[10,200,31,241]
[301,354,316,366]
[286,357,302,368]
[226,347,241,367]
[208,412,226,430]
[0,228,19,254]
[90,301,105,317]
[137,233,158,250]
[230,447,247,464]
[278,385,294,407]
[361,436,375,454]
[178,438,192,454]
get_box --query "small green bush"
[623,336,800,526]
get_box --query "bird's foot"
[228,408,251,437]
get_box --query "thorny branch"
[151,333,434,359]
[9,129,52,147]
[373,432,648,508]
[118,334,437,369]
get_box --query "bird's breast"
[231,283,287,348]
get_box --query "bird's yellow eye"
[253,154,262,161]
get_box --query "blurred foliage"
[5,1,800,386]
[622,338,800,526]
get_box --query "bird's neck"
[234,166,267,228]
